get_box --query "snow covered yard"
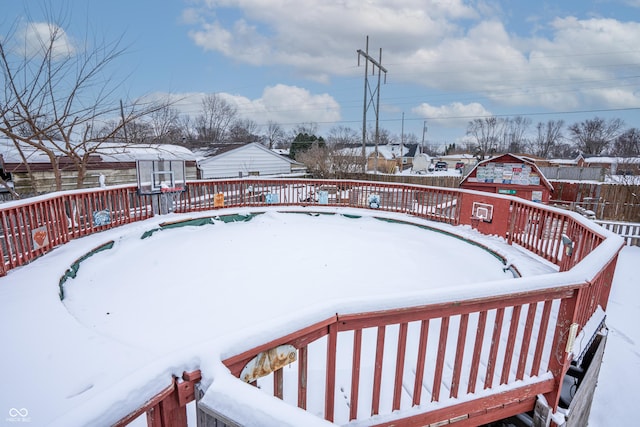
[589,244,640,427]
[0,206,635,426]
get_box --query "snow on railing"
[595,219,640,246]
[0,179,624,427]
[176,179,461,225]
[0,185,152,275]
[221,292,563,425]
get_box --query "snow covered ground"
[0,206,636,426]
[589,244,640,427]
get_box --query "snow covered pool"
[1,207,556,426]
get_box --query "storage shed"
[0,138,198,196]
[198,142,306,179]
[460,153,553,203]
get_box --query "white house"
[197,142,306,179]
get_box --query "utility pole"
[357,36,387,173]
[120,99,129,143]
[421,121,427,155]
[400,112,404,171]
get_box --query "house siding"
[199,144,293,179]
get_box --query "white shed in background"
[198,142,306,179]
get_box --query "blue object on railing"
[318,191,329,205]
[368,194,380,209]
[93,209,111,226]
[266,193,280,204]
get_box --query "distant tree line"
[116,100,639,163]
[463,116,639,160]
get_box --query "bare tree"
[568,117,624,156]
[363,125,397,151]
[327,125,359,147]
[531,120,564,158]
[149,105,181,144]
[290,122,319,141]
[402,132,419,145]
[330,150,367,178]
[91,117,153,144]
[0,12,167,193]
[550,142,578,159]
[296,143,331,178]
[466,117,504,160]
[227,118,259,143]
[195,93,237,143]
[263,120,285,149]
[608,128,640,187]
[177,114,196,145]
[296,143,364,179]
[500,116,531,153]
[611,128,640,157]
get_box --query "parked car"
[455,162,465,170]
[434,161,448,171]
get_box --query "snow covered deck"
[0,179,624,426]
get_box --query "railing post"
[113,371,201,427]
[507,201,516,245]
[544,289,580,412]
[325,322,338,422]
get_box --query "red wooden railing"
[174,179,461,225]
[0,179,623,426]
[0,185,152,276]
[218,263,619,426]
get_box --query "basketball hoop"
[136,159,187,214]
[136,159,186,196]
[160,186,182,193]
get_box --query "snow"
[0,138,196,163]
[339,144,410,161]
[589,245,640,427]
[0,206,636,426]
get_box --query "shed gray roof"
[0,138,197,164]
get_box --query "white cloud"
[185,1,640,114]
[189,19,270,67]
[226,84,342,126]
[412,102,492,127]
[188,0,476,83]
[150,84,341,129]
[18,22,76,59]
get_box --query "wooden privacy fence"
[342,172,463,189]
[550,181,640,222]
[0,179,623,427]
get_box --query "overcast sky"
[3,0,640,144]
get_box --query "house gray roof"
[198,142,301,166]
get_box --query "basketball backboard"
[136,159,186,195]
[472,201,494,222]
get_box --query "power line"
[249,106,640,129]
[394,106,640,123]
